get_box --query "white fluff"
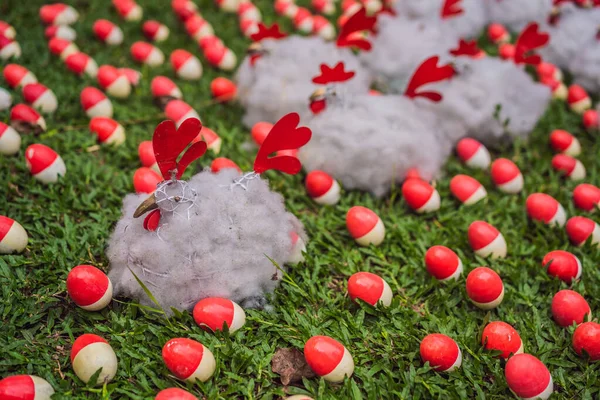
[235,36,372,127]
[0,87,11,111]
[569,40,600,93]
[107,169,306,312]
[484,0,553,32]
[300,93,453,197]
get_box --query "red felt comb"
[312,62,356,84]
[336,7,377,51]
[441,0,463,18]
[514,23,549,65]
[253,113,312,175]
[152,118,208,180]
[449,39,483,57]
[250,23,287,42]
[404,56,455,102]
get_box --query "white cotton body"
[235,35,372,128]
[483,0,554,32]
[107,169,307,312]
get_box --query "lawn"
[1,0,600,399]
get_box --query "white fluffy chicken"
[107,115,311,311]
[235,10,375,128]
[300,56,457,197]
[419,23,552,147]
[484,0,554,32]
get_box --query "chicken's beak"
[310,87,326,102]
[133,193,158,218]
[247,42,266,56]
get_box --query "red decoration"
[253,113,311,175]
[312,62,355,85]
[404,56,455,102]
[336,8,377,51]
[449,39,483,58]
[143,209,161,231]
[514,23,549,66]
[152,118,208,180]
[441,0,463,18]
[250,23,287,42]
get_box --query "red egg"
[304,336,354,382]
[481,321,523,359]
[203,42,237,71]
[97,65,131,98]
[551,289,591,327]
[450,174,487,205]
[170,49,202,80]
[10,104,46,133]
[155,388,198,400]
[113,0,143,21]
[143,20,170,42]
[138,141,158,171]
[118,68,141,87]
[537,62,562,82]
[419,333,462,372]
[250,121,272,145]
[25,144,66,184]
[172,0,198,20]
[67,265,113,311]
[313,0,335,14]
[0,21,16,39]
[487,23,509,44]
[71,334,118,385]
[162,338,216,382]
[45,25,76,41]
[185,14,214,41]
[0,215,28,254]
[22,83,57,114]
[499,43,515,60]
[89,117,125,145]
[0,375,54,400]
[402,178,440,213]
[293,7,314,33]
[165,100,200,128]
[0,122,22,155]
[240,18,259,38]
[491,158,523,194]
[346,206,385,246]
[151,76,182,100]
[133,167,163,194]
[130,41,164,66]
[193,126,221,153]
[305,170,340,205]
[505,354,553,400]
[193,297,246,333]
[65,52,98,78]
[573,184,600,212]
[541,76,567,100]
[347,272,392,307]
[573,322,600,360]
[211,157,241,173]
[81,87,113,118]
[0,35,21,60]
[92,19,123,45]
[3,64,37,88]
[40,3,79,25]
[275,0,299,17]
[582,110,599,131]
[567,84,591,114]
[48,37,79,59]
[468,221,507,258]
[549,129,580,156]
[552,154,586,180]
[313,17,335,40]
[526,193,566,227]
[424,245,463,281]
[238,2,261,22]
[566,216,600,247]
[466,267,504,310]
[210,77,237,102]
[542,250,581,283]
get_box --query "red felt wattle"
[152,118,205,180]
[449,39,482,57]
[143,209,161,231]
[250,23,287,42]
[312,62,355,85]
[253,113,312,175]
[441,0,463,18]
[336,8,377,51]
[514,23,549,66]
[404,56,455,102]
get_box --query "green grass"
[1,0,600,398]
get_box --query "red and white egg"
[211,157,241,173]
[481,321,523,359]
[165,100,200,128]
[92,19,124,45]
[567,84,591,114]
[466,267,504,310]
[138,141,158,172]
[185,14,214,41]
[81,87,113,118]
[491,158,523,194]
[346,206,385,246]
[194,126,220,153]
[71,334,118,385]
[566,216,600,248]
[0,122,21,155]
[424,245,463,281]
[10,104,46,133]
[89,117,126,146]
[572,322,600,361]
[450,174,487,205]
[48,37,79,59]
[238,2,262,22]
[505,354,553,400]
[98,65,131,98]
[0,375,55,400]
[45,24,77,41]
[487,23,509,44]
[305,170,341,205]
[293,7,314,34]
[210,77,237,102]
[542,250,581,283]
[170,49,203,80]
[130,41,164,67]
[151,76,182,100]
[582,110,599,132]
[65,52,98,78]
[203,41,237,71]
[162,338,216,383]
[402,178,440,213]
[25,144,66,184]
[525,193,566,227]
[552,154,586,180]
[22,83,57,114]
[0,21,16,39]
[312,15,335,40]
[419,333,462,372]
[304,336,354,382]
[40,3,79,25]
[143,20,170,42]
[172,0,198,20]
[549,129,580,156]
[193,297,246,333]
[347,271,392,307]
[551,289,591,327]
[133,167,163,194]
[113,0,143,21]
[468,221,506,259]
[3,64,37,88]
[573,184,600,212]
[0,35,21,60]
[67,265,113,311]
[250,121,272,146]
[155,388,198,400]
[0,216,28,254]
[215,0,242,13]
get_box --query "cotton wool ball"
[0,87,11,111]
[107,169,306,312]
[300,94,453,197]
[484,0,554,32]
[235,36,372,128]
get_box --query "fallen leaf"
[271,348,315,385]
